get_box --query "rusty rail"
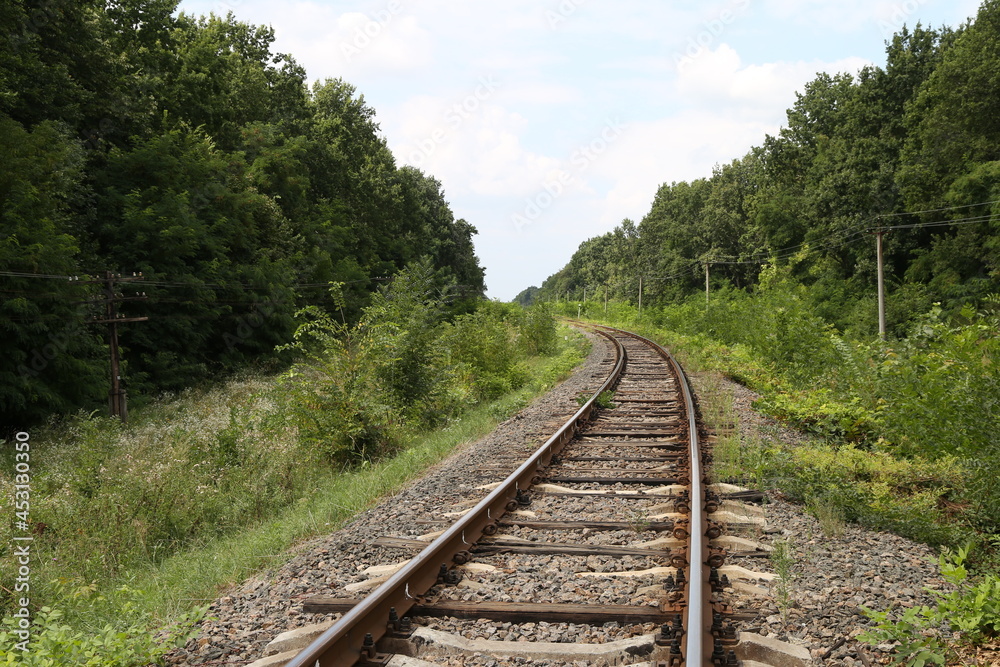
[284,330,626,667]
[601,326,712,666]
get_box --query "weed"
[0,310,588,649]
[708,432,743,484]
[807,497,846,538]
[770,538,796,622]
[575,389,615,409]
[596,390,616,409]
[627,510,651,533]
[0,582,207,666]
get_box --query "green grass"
[125,395,515,620]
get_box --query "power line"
[0,270,82,280]
[875,199,1000,219]
[879,213,996,231]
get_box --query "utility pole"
[638,276,643,318]
[705,262,711,305]
[876,229,887,341]
[604,284,608,315]
[87,272,148,421]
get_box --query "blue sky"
[176,0,982,300]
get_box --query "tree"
[0,116,105,427]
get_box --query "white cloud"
[762,0,973,33]
[591,111,775,225]
[675,44,871,116]
[497,81,583,107]
[388,97,566,199]
[763,0,886,30]
[212,0,433,80]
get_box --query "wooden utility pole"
[705,263,711,305]
[88,272,148,421]
[638,276,643,318]
[876,230,886,341]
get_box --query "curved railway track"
[281,325,743,667]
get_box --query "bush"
[875,307,1000,462]
[278,267,564,463]
[443,302,529,401]
[519,303,560,356]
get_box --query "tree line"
[521,1,1000,336]
[0,0,485,428]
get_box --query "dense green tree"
[161,12,308,150]
[0,116,105,425]
[898,3,1000,293]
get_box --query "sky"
[176,0,982,301]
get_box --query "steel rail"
[595,326,711,667]
[284,329,627,667]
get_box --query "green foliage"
[0,115,106,423]
[443,302,530,402]
[860,546,1000,665]
[874,307,1000,462]
[0,581,206,667]
[589,298,994,547]
[0,378,311,595]
[278,266,561,466]
[806,497,846,538]
[0,299,579,657]
[751,440,966,547]
[596,390,616,409]
[278,301,405,466]
[577,390,615,409]
[518,303,560,356]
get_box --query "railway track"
[273,325,754,667]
